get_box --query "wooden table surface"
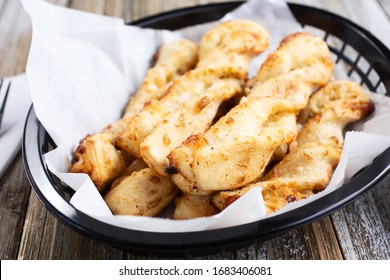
[0,0,389,260]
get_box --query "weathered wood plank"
[331,179,390,260]
[17,192,51,259]
[123,222,342,260]
[130,0,238,21]
[258,220,340,260]
[18,193,125,259]
[309,218,344,259]
[0,152,31,260]
[0,0,35,260]
[68,0,106,14]
[0,0,31,77]
[103,0,133,22]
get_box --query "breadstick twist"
[141,20,271,175]
[69,39,198,192]
[116,20,270,175]
[216,80,373,213]
[168,32,334,193]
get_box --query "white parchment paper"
[22,0,390,232]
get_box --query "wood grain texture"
[331,180,390,260]
[0,0,389,260]
[0,152,31,259]
[131,0,235,19]
[0,0,31,77]
[18,193,125,260]
[0,0,33,260]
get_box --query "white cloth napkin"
[0,74,32,178]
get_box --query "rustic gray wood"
[0,0,34,261]
[18,193,126,259]
[0,0,389,260]
[0,152,31,260]
[331,180,390,260]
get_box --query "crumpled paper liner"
[22,0,390,232]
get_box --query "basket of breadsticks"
[23,0,390,256]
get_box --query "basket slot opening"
[348,67,378,91]
[376,82,387,95]
[361,83,370,93]
[326,34,344,51]
[329,51,338,62]
[332,45,381,93]
[374,79,381,89]
[357,56,371,74]
[349,70,362,84]
[368,69,381,88]
[337,60,352,77]
[347,54,361,76]
[344,44,360,63]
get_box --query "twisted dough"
[69,39,198,192]
[104,20,269,217]
[168,32,334,193]
[116,20,270,177]
[215,80,373,213]
[123,39,199,118]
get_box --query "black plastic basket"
[23,2,390,257]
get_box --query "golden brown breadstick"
[168,32,334,193]
[108,20,269,218]
[116,20,270,176]
[70,39,198,192]
[123,39,199,117]
[215,80,373,213]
